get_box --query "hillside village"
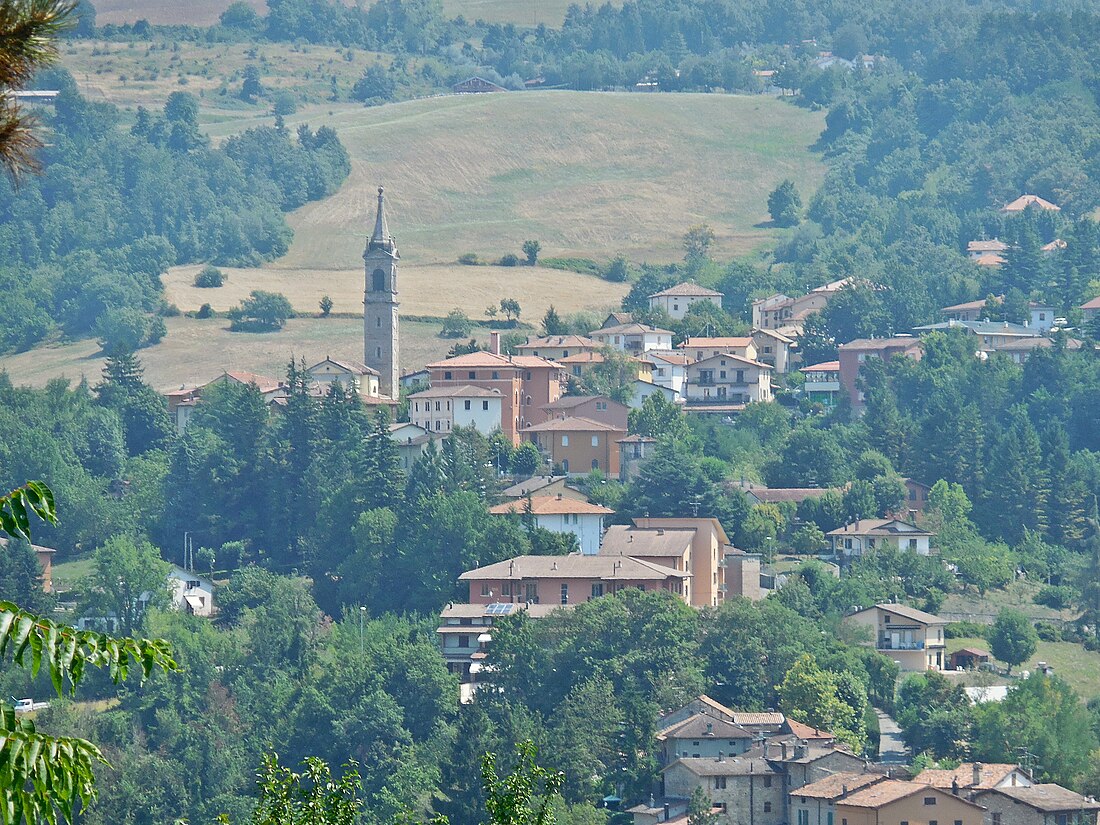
[10,0,1100,822]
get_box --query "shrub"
[319,295,333,316]
[197,303,213,319]
[228,290,294,331]
[603,255,630,282]
[458,253,480,265]
[499,253,520,267]
[194,265,225,288]
[441,308,472,338]
[1035,621,1062,642]
[944,621,989,639]
[1035,584,1075,610]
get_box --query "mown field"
[947,636,1100,700]
[92,0,597,28]
[0,317,457,392]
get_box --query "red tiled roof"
[489,498,613,516]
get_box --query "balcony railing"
[878,639,925,651]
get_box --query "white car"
[12,698,49,713]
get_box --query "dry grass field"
[93,0,595,28]
[164,262,626,317]
[0,317,458,392]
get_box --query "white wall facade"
[535,512,606,554]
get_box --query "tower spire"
[371,186,390,249]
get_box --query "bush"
[499,254,520,267]
[944,621,989,639]
[441,308,472,338]
[161,302,181,317]
[1035,621,1062,642]
[1035,584,1075,610]
[96,307,164,354]
[603,255,630,282]
[197,303,213,319]
[194,265,225,288]
[228,290,294,331]
[458,253,480,265]
[319,295,333,316]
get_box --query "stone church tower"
[364,187,399,398]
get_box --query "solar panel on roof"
[484,603,514,615]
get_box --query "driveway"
[875,708,908,764]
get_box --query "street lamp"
[359,606,366,655]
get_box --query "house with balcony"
[489,494,613,554]
[436,601,561,692]
[522,416,626,476]
[589,323,674,354]
[843,603,947,671]
[683,353,772,410]
[799,360,841,407]
[648,282,724,320]
[458,554,691,606]
[827,518,933,557]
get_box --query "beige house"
[656,714,755,764]
[459,554,690,606]
[973,784,1100,825]
[678,337,758,363]
[541,395,630,430]
[965,240,1009,261]
[501,475,589,501]
[649,282,724,320]
[515,335,599,361]
[827,518,933,557]
[915,763,1031,794]
[589,323,675,354]
[751,329,795,374]
[752,278,852,337]
[683,353,773,408]
[789,772,886,825]
[835,781,985,825]
[307,357,380,397]
[844,603,947,671]
[1002,194,1060,213]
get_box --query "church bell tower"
[364,186,399,398]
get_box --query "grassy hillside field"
[92,0,595,28]
[0,317,459,392]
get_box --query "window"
[591,583,604,597]
[464,400,472,410]
[560,583,568,605]
[713,777,726,790]
[736,369,745,383]
[763,802,771,813]
[481,583,491,597]
[561,435,569,446]
[592,459,599,470]
[923,797,937,805]
[469,371,477,380]
[762,777,771,788]
[591,435,599,446]
[797,813,809,825]
[444,371,452,380]
[372,269,385,291]
[525,371,532,380]
[525,581,538,602]
[186,580,200,590]
[376,347,382,358]
[909,538,918,549]
[435,401,441,411]
[492,371,499,380]
[720,370,727,379]
[376,317,381,327]
[501,581,513,596]
[458,635,470,648]
[435,421,442,431]
[482,401,489,411]
[562,459,569,473]
[826,814,833,825]
[954,821,963,825]
[596,401,607,410]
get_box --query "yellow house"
[835,780,985,825]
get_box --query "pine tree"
[542,305,566,335]
[1042,424,1087,547]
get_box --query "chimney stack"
[490,331,501,355]
[973,763,982,787]
[663,803,670,821]
[952,777,960,796]
[780,742,788,760]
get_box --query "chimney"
[951,777,960,796]
[490,331,501,355]
[557,493,563,500]
[780,742,788,760]
[972,763,982,787]
[663,803,669,821]
[841,784,848,798]
[716,751,724,762]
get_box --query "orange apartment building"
[426,345,564,444]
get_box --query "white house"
[827,519,933,557]
[640,351,691,398]
[683,353,773,406]
[489,494,613,554]
[678,337,758,363]
[307,357,380,397]
[589,323,674,354]
[408,385,504,435]
[627,379,680,410]
[751,329,795,374]
[388,422,441,469]
[647,282,723,320]
[167,565,215,617]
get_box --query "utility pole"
[359,606,367,655]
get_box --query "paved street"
[876,708,908,764]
